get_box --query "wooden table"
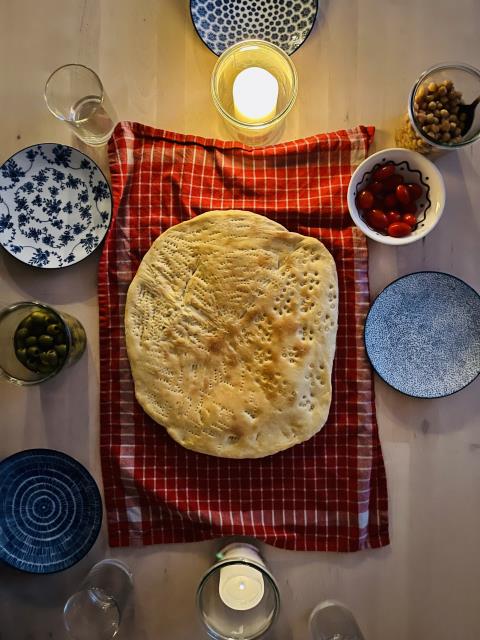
[1,1,480,638]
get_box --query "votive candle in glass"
[211,40,298,145]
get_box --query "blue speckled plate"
[0,143,111,268]
[365,272,480,398]
[190,0,318,56]
[0,449,102,574]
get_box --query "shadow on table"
[0,245,100,306]
[18,338,94,468]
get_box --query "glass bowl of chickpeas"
[0,301,86,385]
[396,62,480,154]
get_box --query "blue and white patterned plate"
[0,143,111,268]
[0,449,102,574]
[190,0,318,56]
[365,272,480,399]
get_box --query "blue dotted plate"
[0,449,102,574]
[365,272,480,398]
[0,143,111,268]
[190,0,318,56]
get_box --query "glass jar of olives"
[0,301,86,385]
[395,62,480,155]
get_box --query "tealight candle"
[219,561,265,610]
[232,67,279,124]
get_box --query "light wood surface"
[1,1,480,638]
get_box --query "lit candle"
[219,564,265,611]
[218,544,265,611]
[232,67,279,124]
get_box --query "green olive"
[46,323,62,335]
[15,347,27,363]
[54,344,67,359]
[16,327,29,340]
[30,311,49,325]
[27,346,41,358]
[54,332,67,345]
[25,335,37,347]
[25,359,39,371]
[36,362,54,374]
[45,350,58,367]
[38,334,54,348]
[19,316,32,330]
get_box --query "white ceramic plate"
[0,143,111,268]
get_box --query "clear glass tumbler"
[309,600,365,640]
[44,64,116,146]
[63,559,133,640]
[0,301,86,385]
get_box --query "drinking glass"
[63,559,133,640]
[44,64,116,145]
[309,601,365,640]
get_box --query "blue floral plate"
[0,143,111,268]
[0,449,102,574]
[190,0,318,56]
[365,272,480,398]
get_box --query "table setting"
[1,1,480,639]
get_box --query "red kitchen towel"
[99,122,389,551]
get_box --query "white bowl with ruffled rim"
[347,148,446,245]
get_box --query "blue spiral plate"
[0,449,102,573]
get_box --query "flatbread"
[125,210,338,458]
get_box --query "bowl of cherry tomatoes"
[347,148,446,245]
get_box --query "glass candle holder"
[0,301,86,385]
[197,542,280,640]
[211,40,298,145]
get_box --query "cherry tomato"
[396,184,411,206]
[407,183,423,200]
[382,175,404,193]
[384,193,398,209]
[356,190,374,210]
[401,202,417,214]
[366,209,388,231]
[368,181,385,196]
[402,213,417,227]
[387,222,412,237]
[386,210,401,224]
[373,163,395,181]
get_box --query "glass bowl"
[197,558,280,640]
[211,39,298,145]
[0,301,86,385]
[408,62,480,151]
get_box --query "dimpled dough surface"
[125,210,338,458]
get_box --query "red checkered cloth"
[99,122,389,551]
